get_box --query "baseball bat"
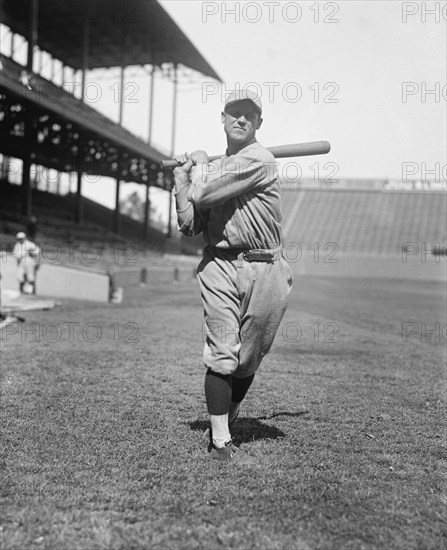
[160,140,331,169]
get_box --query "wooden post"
[146,64,154,240]
[38,48,43,74]
[167,64,178,238]
[148,65,155,145]
[143,182,151,239]
[118,65,125,126]
[170,64,178,158]
[114,64,126,234]
[22,0,38,218]
[114,166,121,234]
[76,5,90,225]
[10,31,15,58]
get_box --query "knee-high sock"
[205,369,232,415]
[205,370,232,447]
[229,374,255,423]
[231,373,255,403]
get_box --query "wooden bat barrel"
[160,140,331,169]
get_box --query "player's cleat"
[209,440,257,465]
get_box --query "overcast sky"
[3,1,445,217]
[82,0,446,214]
[159,0,446,176]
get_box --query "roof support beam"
[170,64,178,160]
[145,65,155,240]
[118,65,125,126]
[76,4,90,225]
[27,0,38,72]
[114,169,121,234]
[38,48,43,73]
[167,64,178,238]
[80,4,90,100]
[114,64,126,234]
[143,182,150,240]
[22,0,38,218]
[148,65,155,146]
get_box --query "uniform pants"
[17,261,38,283]
[197,246,293,378]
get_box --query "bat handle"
[160,155,220,170]
[160,159,180,169]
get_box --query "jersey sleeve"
[173,169,209,236]
[31,243,41,261]
[188,153,274,209]
[11,243,22,263]
[27,242,39,258]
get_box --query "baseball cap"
[16,232,26,239]
[225,89,262,115]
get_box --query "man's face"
[221,100,262,145]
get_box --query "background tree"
[119,190,165,231]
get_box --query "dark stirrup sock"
[231,373,255,404]
[204,369,232,415]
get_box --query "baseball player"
[173,90,292,464]
[12,232,40,294]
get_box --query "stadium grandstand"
[0,0,220,237]
[0,0,218,296]
[280,178,446,281]
[281,180,446,256]
[0,0,445,302]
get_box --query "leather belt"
[242,249,280,262]
[209,246,282,262]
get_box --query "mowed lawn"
[1,273,446,550]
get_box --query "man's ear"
[221,111,226,123]
[257,116,263,130]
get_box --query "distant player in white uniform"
[12,232,40,294]
[173,90,292,464]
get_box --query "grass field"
[1,274,446,549]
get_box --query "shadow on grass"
[189,411,308,444]
[256,410,310,420]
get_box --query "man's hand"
[173,153,193,177]
[190,150,209,166]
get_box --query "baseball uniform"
[12,234,40,292]
[175,140,292,378]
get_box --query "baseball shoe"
[210,440,257,465]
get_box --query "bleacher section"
[281,188,446,256]
[0,180,201,257]
[2,181,445,290]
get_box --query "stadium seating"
[2,180,445,288]
[281,188,446,256]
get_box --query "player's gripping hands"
[173,153,194,197]
[173,150,210,196]
[173,153,193,176]
[174,150,209,200]
[173,150,209,170]
[189,150,209,166]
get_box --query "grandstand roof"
[0,54,169,186]
[1,0,222,80]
